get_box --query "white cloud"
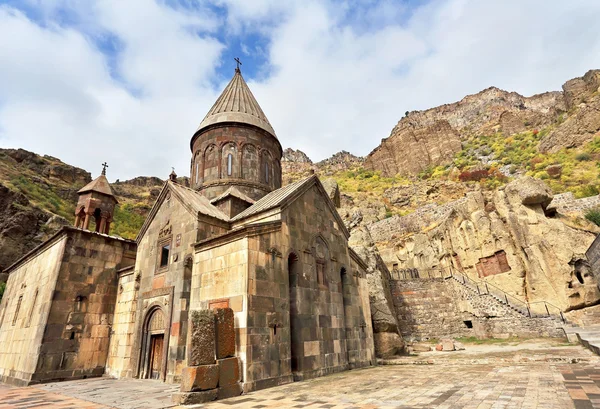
[1,0,600,180]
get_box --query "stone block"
[188,310,216,366]
[180,364,219,392]
[412,343,432,352]
[215,308,235,359]
[172,389,218,405]
[442,339,454,351]
[217,382,243,400]
[218,357,240,386]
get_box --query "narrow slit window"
[26,290,38,327]
[160,244,170,268]
[265,162,269,183]
[227,153,233,176]
[13,296,22,326]
[195,162,199,184]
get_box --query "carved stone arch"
[221,142,238,178]
[261,150,274,186]
[74,206,86,228]
[241,143,259,182]
[203,144,218,183]
[311,234,330,286]
[193,150,202,186]
[138,304,169,381]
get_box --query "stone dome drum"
[190,68,282,201]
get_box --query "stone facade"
[0,227,136,386]
[192,180,374,392]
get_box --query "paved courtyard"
[1,341,600,409]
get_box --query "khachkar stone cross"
[234,57,242,72]
[101,162,108,176]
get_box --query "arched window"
[195,161,199,184]
[265,162,269,184]
[227,153,233,176]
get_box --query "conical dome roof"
[196,69,276,138]
[77,174,116,199]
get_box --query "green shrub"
[576,152,592,161]
[586,208,600,227]
[0,282,5,302]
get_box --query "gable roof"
[230,176,313,221]
[231,175,350,238]
[169,182,229,221]
[77,174,116,199]
[210,186,256,205]
[196,69,277,138]
[136,181,229,242]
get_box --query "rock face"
[0,183,50,271]
[365,86,566,176]
[366,120,462,176]
[539,71,600,152]
[349,227,404,357]
[316,151,364,172]
[282,148,312,164]
[370,177,599,312]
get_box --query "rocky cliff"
[369,177,599,313]
[365,70,600,177]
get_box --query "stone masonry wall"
[390,278,473,341]
[105,268,138,379]
[390,278,565,341]
[35,229,136,384]
[548,192,600,215]
[0,235,67,386]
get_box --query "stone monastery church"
[0,66,375,395]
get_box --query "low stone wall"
[390,278,565,341]
[548,192,600,215]
[390,279,474,341]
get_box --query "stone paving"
[2,343,600,408]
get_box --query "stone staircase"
[447,271,566,323]
[561,324,600,356]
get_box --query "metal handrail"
[390,265,567,323]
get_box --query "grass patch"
[10,175,74,221]
[454,336,523,345]
[111,203,146,240]
[586,208,600,227]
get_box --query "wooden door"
[149,334,164,380]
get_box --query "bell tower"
[74,163,118,235]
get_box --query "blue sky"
[1,0,600,180]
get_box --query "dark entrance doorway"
[140,308,167,380]
[149,334,164,379]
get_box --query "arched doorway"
[288,253,300,377]
[140,308,167,380]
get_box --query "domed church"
[0,65,374,398]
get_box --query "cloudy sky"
[1,0,600,181]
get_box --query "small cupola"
[74,162,118,234]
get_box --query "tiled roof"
[196,69,277,138]
[169,182,230,221]
[230,176,315,221]
[210,187,256,205]
[77,174,116,198]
